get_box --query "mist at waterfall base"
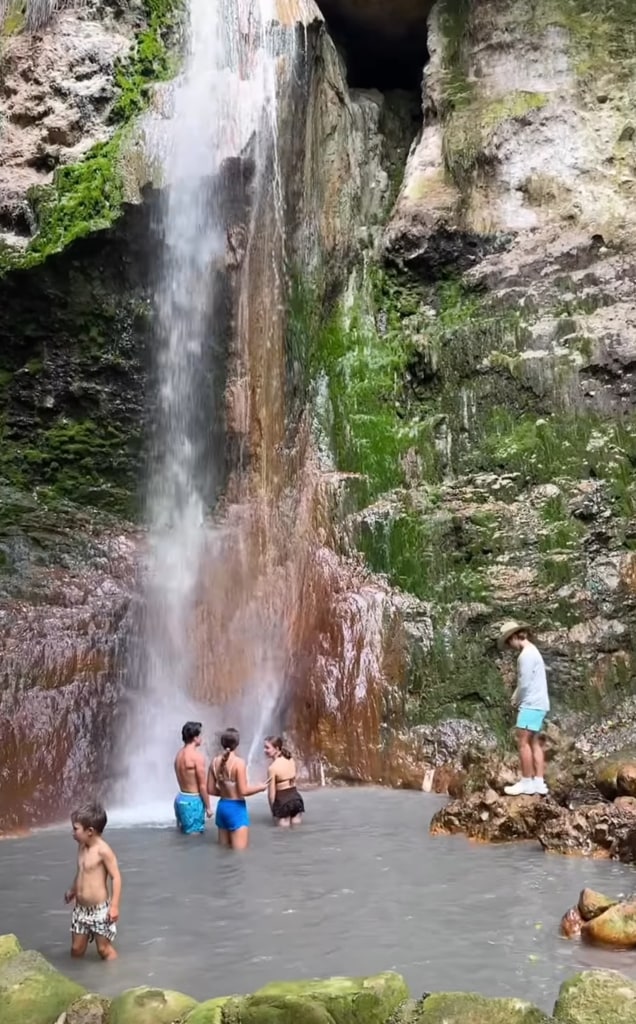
[112,0,285,823]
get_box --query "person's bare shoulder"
[96,837,116,861]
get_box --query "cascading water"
[115,0,288,819]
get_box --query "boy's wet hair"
[182,721,202,744]
[72,802,107,834]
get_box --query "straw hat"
[497,619,532,649]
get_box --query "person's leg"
[217,828,231,847]
[504,728,534,794]
[531,732,548,794]
[70,933,89,958]
[95,935,118,961]
[229,826,249,850]
[277,816,291,828]
[290,814,303,826]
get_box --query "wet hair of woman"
[265,735,292,759]
[182,721,202,744]
[217,727,240,780]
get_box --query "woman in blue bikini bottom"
[207,728,267,850]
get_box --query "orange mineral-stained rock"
[583,901,636,948]
[578,888,618,921]
[560,906,583,939]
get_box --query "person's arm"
[103,846,122,922]
[195,753,212,815]
[207,761,220,797]
[64,869,78,904]
[267,765,276,809]
[235,758,267,799]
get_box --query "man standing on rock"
[498,621,550,797]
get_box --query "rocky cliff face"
[307,0,636,754]
[2,0,636,825]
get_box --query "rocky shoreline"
[428,721,636,862]
[2,932,636,1024]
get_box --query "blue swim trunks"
[516,708,547,733]
[215,798,249,832]
[174,792,206,834]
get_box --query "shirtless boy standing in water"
[174,721,212,834]
[65,803,121,961]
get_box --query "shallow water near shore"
[2,788,636,1010]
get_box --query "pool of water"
[2,788,635,1011]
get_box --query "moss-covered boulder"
[0,934,21,961]
[582,902,636,948]
[553,970,636,1023]
[410,992,550,1023]
[61,993,112,1024]
[110,986,197,1024]
[184,996,236,1024]
[0,949,85,1024]
[577,888,617,921]
[251,973,409,1024]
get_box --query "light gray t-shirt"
[517,642,550,711]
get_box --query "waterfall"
[114,0,289,821]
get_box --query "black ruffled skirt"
[272,787,305,819]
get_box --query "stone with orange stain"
[560,906,583,939]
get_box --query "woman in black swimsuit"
[264,736,305,827]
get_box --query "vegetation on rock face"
[0,0,182,276]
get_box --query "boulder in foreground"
[110,986,198,1024]
[409,992,550,1023]
[0,948,85,1024]
[553,969,636,1023]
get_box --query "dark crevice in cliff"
[317,3,428,91]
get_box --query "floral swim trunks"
[71,901,117,943]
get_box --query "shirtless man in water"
[174,721,212,834]
[65,802,121,961]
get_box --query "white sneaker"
[504,779,534,796]
[532,778,549,796]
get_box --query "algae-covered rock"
[241,994,334,1024]
[412,992,550,1023]
[577,888,617,921]
[582,901,636,948]
[0,949,85,1024]
[110,986,197,1024]
[59,993,111,1024]
[252,972,409,1024]
[553,969,636,1023]
[185,996,235,1024]
[0,934,21,961]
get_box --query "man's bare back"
[174,745,206,794]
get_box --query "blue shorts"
[174,792,206,834]
[215,798,249,832]
[516,708,547,733]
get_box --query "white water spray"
[115,0,291,821]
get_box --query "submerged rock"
[553,970,636,1023]
[0,949,85,1024]
[110,986,198,1024]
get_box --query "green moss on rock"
[253,973,409,1024]
[0,935,21,961]
[185,996,235,1024]
[553,969,636,1023]
[413,992,550,1024]
[63,992,112,1024]
[0,949,85,1024]
[0,0,182,277]
[110,986,197,1024]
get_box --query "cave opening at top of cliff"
[316,1,429,92]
